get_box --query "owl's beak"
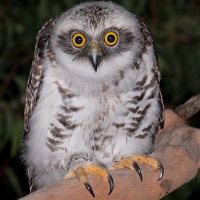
[88,49,102,72]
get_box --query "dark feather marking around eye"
[57,30,92,59]
[57,27,134,61]
[99,27,135,57]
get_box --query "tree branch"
[20,95,200,200]
[175,93,200,119]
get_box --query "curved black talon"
[157,162,164,181]
[107,173,114,195]
[132,162,142,182]
[84,182,95,197]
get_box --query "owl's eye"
[72,33,86,47]
[104,32,118,46]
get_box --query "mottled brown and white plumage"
[22,1,164,193]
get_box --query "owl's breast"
[28,65,161,170]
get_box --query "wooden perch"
[20,95,200,200]
[175,93,200,119]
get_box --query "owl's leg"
[64,164,113,197]
[112,155,164,181]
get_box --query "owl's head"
[48,1,153,82]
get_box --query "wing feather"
[136,16,164,123]
[23,14,60,140]
[23,15,60,192]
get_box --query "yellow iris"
[104,32,118,46]
[72,33,86,47]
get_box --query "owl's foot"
[112,155,164,181]
[64,164,113,197]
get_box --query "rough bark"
[175,93,200,119]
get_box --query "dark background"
[0,0,200,199]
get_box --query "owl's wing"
[137,16,164,123]
[23,15,60,192]
[153,51,164,123]
[23,14,60,140]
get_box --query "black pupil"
[107,34,115,43]
[75,36,83,44]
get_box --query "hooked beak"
[88,49,102,72]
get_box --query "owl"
[22,1,164,197]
